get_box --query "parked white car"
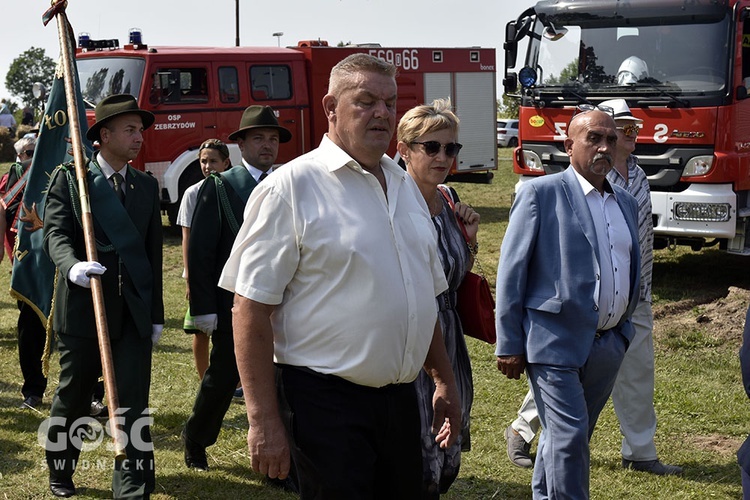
[497,119,519,148]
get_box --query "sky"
[0,0,537,104]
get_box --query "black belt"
[276,363,405,392]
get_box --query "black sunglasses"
[571,103,615,122]
[24,149,34,157]
[410,141,463,158]
[199,139,229,159]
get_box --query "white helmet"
[617,56,649,85]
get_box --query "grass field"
[0,150,748,499]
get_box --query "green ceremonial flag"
[10,27,92,325]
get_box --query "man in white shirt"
[219,53,460,498]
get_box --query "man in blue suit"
[496,108,641,499]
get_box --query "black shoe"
[182,429,208,471]
[266,476,298,494]
[622,458,683,476]
[49,478,75,497]
[89,400,108,419]
[19,395,42,409]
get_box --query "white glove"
[68,261,107,288]
[151,324,163,345]
[193,314,218,335]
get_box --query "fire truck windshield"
[77,57,146,108]
[525,16,730,99]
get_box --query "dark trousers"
[184,329,239,447]
[276,365,422,500]
[17,301,47,399]
[46,321,154,499]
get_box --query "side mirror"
[504,73,518,94]
[505,21,519,70]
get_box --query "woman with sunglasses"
[396,98,479,498]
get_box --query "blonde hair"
[328,53,397,97]
[397,98,459,144]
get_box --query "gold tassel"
[41,270,59,377]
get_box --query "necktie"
[112,173,125,203]
[258,171,268,183]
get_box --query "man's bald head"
[564,110,617,191]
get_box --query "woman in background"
[177,139,231,380]
[397,98,480,498]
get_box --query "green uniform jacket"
[43,158,164,339]
[188,166,256,333]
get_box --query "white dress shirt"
[573,169,631,330]
[242,160,273,183]
[96,153,128,196]
[219,135,448,387]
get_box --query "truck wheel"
[167,160,204,226]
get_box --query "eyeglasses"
[23,149,34,157]
[410,141,463,158]
[571,103,615,122]
[617,124,640,137]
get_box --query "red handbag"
[438,186,497,344]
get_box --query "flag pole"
[50,0,126,460]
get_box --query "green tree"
[545,59,579,85]
[5,47,56,108]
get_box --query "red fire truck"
[502,0,750,255]
[75,33,497,224]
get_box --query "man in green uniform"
[182,106,291,472]
[43,94,164,499]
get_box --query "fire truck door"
[423,71,497,173]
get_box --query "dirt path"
[653,286,750,344]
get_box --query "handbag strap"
[436,185,487,279]
[437,185,471,243]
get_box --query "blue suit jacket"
[495,166,641,367]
